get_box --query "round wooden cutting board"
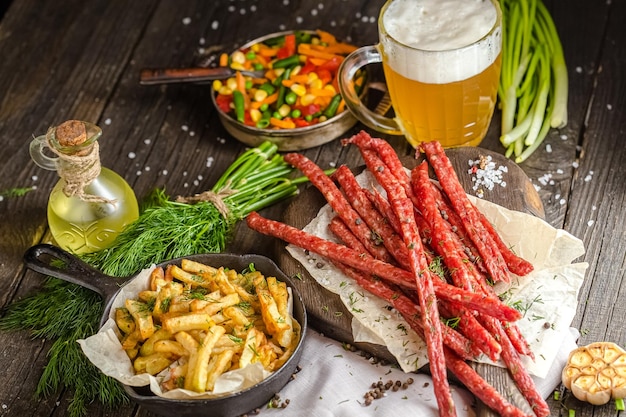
[276,147,544,416]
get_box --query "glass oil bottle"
[30,120,139,254]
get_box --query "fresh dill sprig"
[0,186,35,198]
[0,279,128,416]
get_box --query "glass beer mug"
[339,0,503,148]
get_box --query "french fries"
[114,260,301,394]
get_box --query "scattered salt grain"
[311,9,318,16]
[104,118,112,125]
[560,134,568,140]
[206,156,215,168]
[32,175,38,181]
[193,179,200,186]
[318,3,324,9]
[189,131,195,137]
[572,161,579,168]
[211,20,219,30]
[537,173,552,186]
[296,16,303,23]
[199,37,205,45]
[607,104,613,110]
[239,8,246,15]
[181,125,189,132]
[587,220,594,227]
[136,170,142,176]
[228,5,235,12]
[144,166,151,172]
[584,171,593,182]
[144,139,151,145]
[546,144,552,153]
[182,17,191,25]
[329,161,337,168]
[197,174,204,181]
[592,205,597,210]
[575,66,583,73]
[559,199,566,205]
[467,155,507,198]
[556,169,564,174]
[128,152,136,159]
[162,170,168,176]
[283,0,289,5]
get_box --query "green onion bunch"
[498,0,568,163]
[84,141,304,277]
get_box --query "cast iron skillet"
[23,243,308,417]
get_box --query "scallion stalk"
[498,0,568,163]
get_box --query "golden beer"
[382,55,502,148]
[338,0,502,148]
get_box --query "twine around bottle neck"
[46,130,117,205]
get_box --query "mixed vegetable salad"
[213,30,365,130]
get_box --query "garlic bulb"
[562,341,626,405]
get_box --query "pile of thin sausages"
[246,131,549,417]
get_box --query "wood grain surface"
[1,0,625,416]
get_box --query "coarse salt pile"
[468,155,507,198]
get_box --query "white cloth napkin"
[256,328,579,417]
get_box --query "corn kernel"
[278,104,291,118]
[212,80,223,91]
[230,62,245,71]
[249,108,262,122]
[290,65,302,77]
[273,68,285,78]
[323,84,337,95]
[300,94,316,106]
[218,86,233,95]
[226,78,238,90]
[251,44,260,52]
[290,84,307,97]
[254,89,268,102]
[307,72,319,83]
[309,78,323,90]
[231,50,246,65]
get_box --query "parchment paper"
[286,170,588,379]
[77,267,272,399]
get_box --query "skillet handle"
[23,244,123,303]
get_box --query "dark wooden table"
[0,1,624,416]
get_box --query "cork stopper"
[56,120,88,147]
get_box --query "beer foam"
[381,0,501,84]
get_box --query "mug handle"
[338,45,403,135]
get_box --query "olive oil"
[30,120,139,254]
[47,167,139,253]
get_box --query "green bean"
[232,90,245,123]
[272,54,300,69]
[323,94,342,118]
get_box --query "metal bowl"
[211,30,365,151]
[24,246,307,417]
